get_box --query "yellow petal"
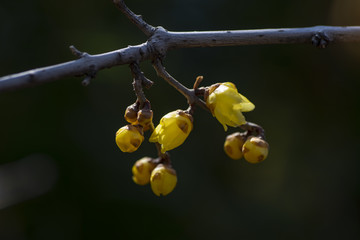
[149,124,162,142]
[221,82,237,90]
[234,93,255,112]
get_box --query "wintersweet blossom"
[149,110,193,153]
[206,82,255,131]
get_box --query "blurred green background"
[1,0,360,239]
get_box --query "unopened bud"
[224,132,246,160]
[242,136,269,163]
[150,164,177,196]
[137,109,153,127]
[132,157,156,185]
[124,103,139,124]
[115,125,144,153]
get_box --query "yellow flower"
[206,82,255,131]
[132,157,156,185]
[115,125,144,153]
[150,164,177,196]
[242,136,269,163]
[224,132,246,160]
[149,110,193,153]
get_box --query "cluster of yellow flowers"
[205,82,269,163]
[115,80,268,196]
[115,99,193,196]
[115,101,153,153]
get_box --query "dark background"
[1,0,360,239]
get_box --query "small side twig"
[193,75,204,90]
[152,58,208,111]
[113,0,156,37]
[129,62,148,107]
[81,76,92,86]
[129,62,153,89]
[69,45,87,58]
[152,58,192,101]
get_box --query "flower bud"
[224,132,246,160]
[132,157,156,185]
[150,164,177,196]
[242,136,269,163]
[115,125,144,153]
[137,108,153,128]
[124,103,139,124]
[149,110,193,153]
[205,82,255,131]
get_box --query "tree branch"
[1,18,360,93]
[0,43,150,92]
[165,26,360,49]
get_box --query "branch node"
[312,32,331,48]
[69,45,90,58]
[81,64,97,87]
[81,76,92,86]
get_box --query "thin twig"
[129,62,153,89]
[129,62,148,107]
[113,0,156,37]
[193,76,204,90]
[69,45,86,58]
[152,58,209,111]
[152,58,193,102]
